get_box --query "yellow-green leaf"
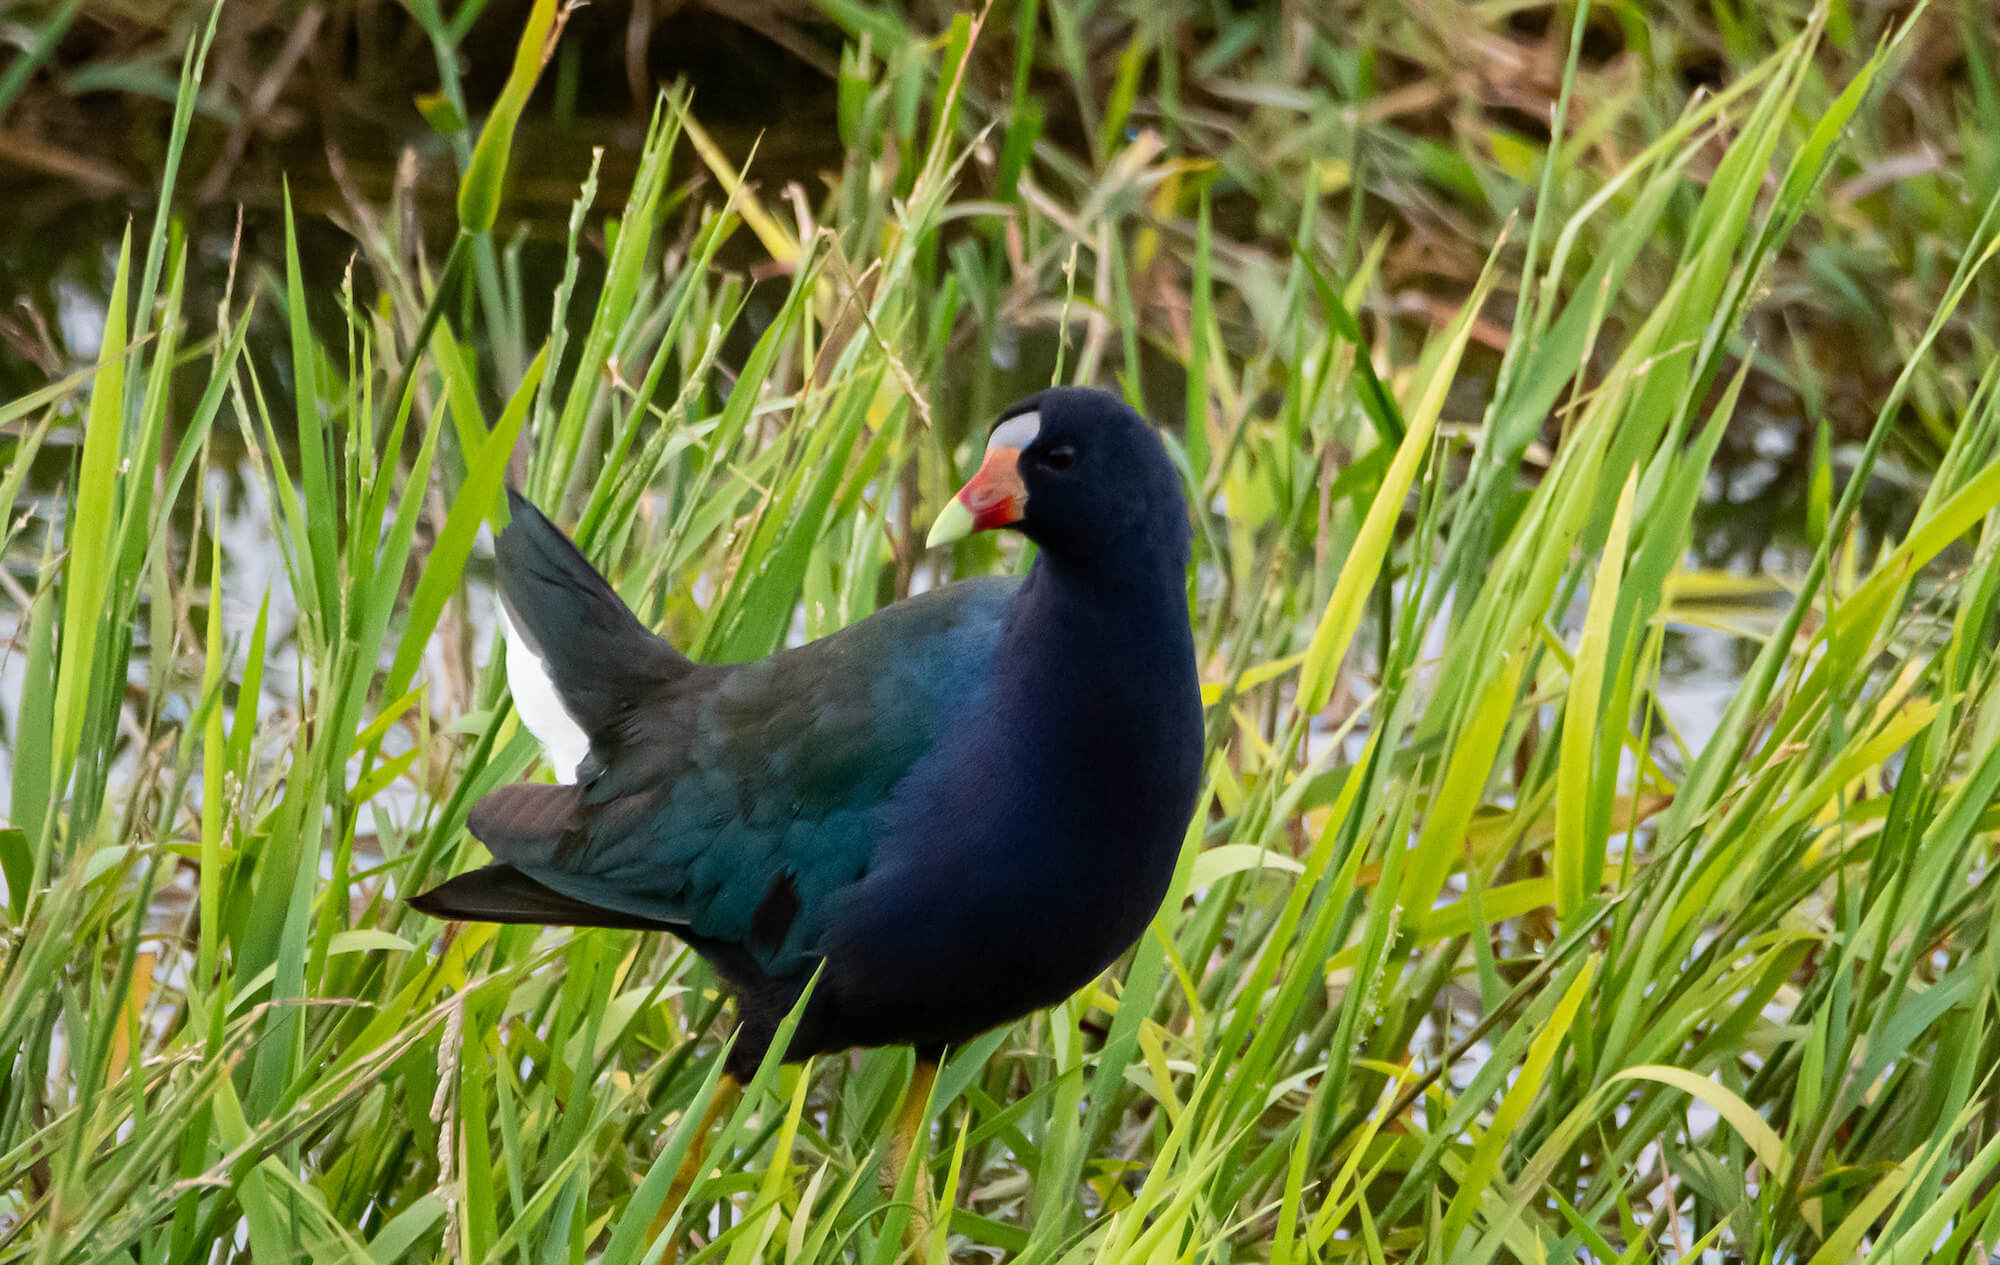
[1557,468,1637,919]
[1613,1064,1818,1235]
[1189,844,1306,890]
[52,226,131,784]
[457,0,567,234]
[1300,253,1499,712]
[1445,955,1597,1243]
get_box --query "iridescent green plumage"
[446,506,1015,976]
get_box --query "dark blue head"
[928,386,1191,576]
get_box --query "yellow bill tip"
[926,497,977,549]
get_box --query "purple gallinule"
[411,386,1203,1247]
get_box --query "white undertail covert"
[500,603,590,784]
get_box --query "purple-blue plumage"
[409,386,1203,1077]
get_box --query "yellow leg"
[886,1057,940,1259]
[652,1073,741,1265]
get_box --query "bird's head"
[926,387,1189,567]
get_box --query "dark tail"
[410,491,694,927]
[408,863,677,930]
[496,486,691,755]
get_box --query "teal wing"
[462,577,1017,975]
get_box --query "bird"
[408,385,1204,1251]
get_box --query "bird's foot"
[650,1076,740,1265]
[884,1058,942,1262]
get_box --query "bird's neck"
[1011,546,1192,669]
[988,546,1202,811]
[1021,533,1192,629]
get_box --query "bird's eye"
[1042,445,1077,471]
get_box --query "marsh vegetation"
[3,1,2000,1260]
